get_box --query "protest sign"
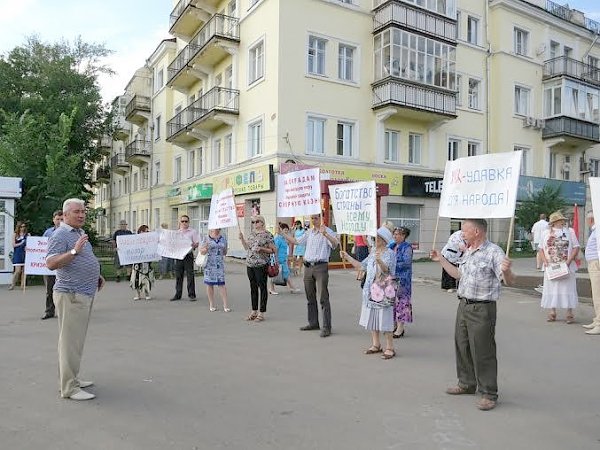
[438,151,522,218]
[276,167,321,217]
[24,236,55,275]
[157,229,195,260]
[329,181,377,236]
[208,188,238,229]
[116,232,161,265]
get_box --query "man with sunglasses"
[283,213,338,337]
[170,215,200,301]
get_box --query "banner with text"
[208,188,238,229]
[24,236,55,275]
[329,181,378,236]
[589,177,600,221]
[116,232,161,265]
[276,167,321,217]
[438,151,522,218]
[157,229,194,260]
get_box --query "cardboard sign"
[116,232,161,265]
[329,181,377,236]
[438,151,522,218]
[157,229,194,260]
[24,236,55,275]
[208,188,238,229]
[276,167,321,217]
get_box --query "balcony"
[372,78,456,119]
[543,56,600,87]
[125,95,151,126]
[169,0,217,40]
[97,136,112,155]
[110,153,130,175]
[125,140,151,167]
[542,116,600,143]
[167,86,239,144]
[95,166,110,184]
[167,14,239,92]
[373,0,457,44]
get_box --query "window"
[212,139,222,170]
[308,36,326,75]
[514,146,529,175]
[174,156,182,183]
[384,130,399,163]
[215,73,222,87]
[155,115,161,140]
[118,180,122,196]
[455,74,462,106]
[248,39,264,84]
[588,55,599,69]
[248,120,263,156]
[386,203,421,247]
[153,161,160,185]
[124,176,129,194]
[590,159,600,177]
[514,85,531,116]
[154,208,160,230]
[468,78,480,110]
[448,139,460,160]
[467,16,479,45]
[543,84,562,116]
[155,69,164,93]
[141,167,148,189]
[514,28,529,56]
[549,152,557,178]
[306,116,325,154]
[549,41,559,59]
[408,133,422,164]
[563,155,570,180]
[338,44,355,81]
[228,0,237,17]
[336,121,354,157]
[467,141,480,157]
[187,150,195,178]
[564,46,572,58]
[197,147,204,175]
[224,134,233,165]
[456,10,462,40]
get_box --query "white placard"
[329,181,378,236]
[589,177,600,222]
[438,151,522,218]
[276,167,321,217]
[208,188,238,229]
[157,229,194,260]
[116,232,161,265]
[24,236,55,275]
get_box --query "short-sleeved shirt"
[43,226,59,238]
[586,226,598,261]
[457,240,506,302]
[113,229,133,242]
[297,227,337,263]
[442,230,466,264]
[246,230,275,267]
[47,223,100,297]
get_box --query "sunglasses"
[180,220,189,223]
[251,220,263,224]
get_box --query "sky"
[0,0,598,104]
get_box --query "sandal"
[268,291,279,295]
[209,307,217,312]
[223,308,232,312]
[547,312,557,322]
[254,313,265,322]
[566,314,575,324]
[364,345,382,354]
[382,349,396,360]
[246,312,258,321]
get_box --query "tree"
[515,185,567,233]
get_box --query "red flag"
[573,204,581,267]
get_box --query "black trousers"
[247,265,268,312]
[441,264,459,290]
[44,275,56,316]
[174,253,196,298]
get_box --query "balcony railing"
[110,153,129,169]
[95,166,110,182]
[542,116,600,142]
[545,0,600,35]
[125,140,151,159]
[543,56,600,86]
[125,95,151,119]
[170,0,192,28]
[373,0,457,43]
[167,14,239,84]
[372,78,456,116]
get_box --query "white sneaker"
[133,297,140,300]
[585,326,600,335]
[79,380,94,389]
[447,289,456,293]
[69,389,95,401]
[145,296,152,300]
[582,323,597,329]
[534,287,543,294]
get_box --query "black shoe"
[300,324,320,331]
[41,313,55,320]
[170,297,181,302]
[189,295,197,301]
[116,276,120,282]
[320,329,331,338]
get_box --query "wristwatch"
[70,249,77,256]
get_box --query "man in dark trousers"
[170,214,199,301]
[112,219,132,282]
[41,210,63,320]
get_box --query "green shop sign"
[186,183,213,201]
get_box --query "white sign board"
[438,151,522,218]
[157,229,194,260]
[329,181,378,236]
[24,236,55,275]
[589,177,600,222]
[116,232,161,265]
[276,167,321,217]
[208,188,238,229]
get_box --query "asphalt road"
[1,262,598,450]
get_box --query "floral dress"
[358,248,396,332]
[204,235,227,286]
[390,241,413,323]
[541,227,579,309]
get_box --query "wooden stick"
[506,216,515,256]
[341,235,347,270]
[432,215,441,251]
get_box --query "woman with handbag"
[238,215,276,322]
[200,228,230,312]
[269,223,300,295]
[539,211,579,323]
[389,227,413,338]
[340,226,397,360]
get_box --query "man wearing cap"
[112,220,133,282]
[431,218,514,411]
[283,213,338,337]
[584,211,600,335]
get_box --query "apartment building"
[93,0,600,253]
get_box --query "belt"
[304,261,328,267]
[458,296,493,305]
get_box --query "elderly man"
[431,218,514,411]
[283,213,338,337]
[47,199,104,401]
[112,219,133,282]
[170,214,200,302]
[584,212,600,335]
[41,210,63,320]
[531,213,548,270]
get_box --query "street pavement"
[1,259,599,450]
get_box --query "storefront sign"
[216,165,274,195]
[402,175,444,198]
[167,187,181,198]
[186,183,213,201]
[319,166,402,196]
[518,176,586,205]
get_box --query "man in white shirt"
[531,214,548,270]
[584,211,600,335]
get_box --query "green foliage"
[515,185,567,233]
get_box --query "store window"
[386,203,421,248]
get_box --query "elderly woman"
[539,211,579,323]
[239,215,276,322]
[340,227,397,360]
[130,225,155,300]
[200,228,230,312]
[390,227,413,338]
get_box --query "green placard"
[186,183,213,201]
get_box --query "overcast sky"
[0,0,598,104]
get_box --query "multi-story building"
[93,0,600,254]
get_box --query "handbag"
[368,273,398,309]
[546,262,569,280]
[195,252,208,268]
[267,254,280,278]
[271,269,286,286]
